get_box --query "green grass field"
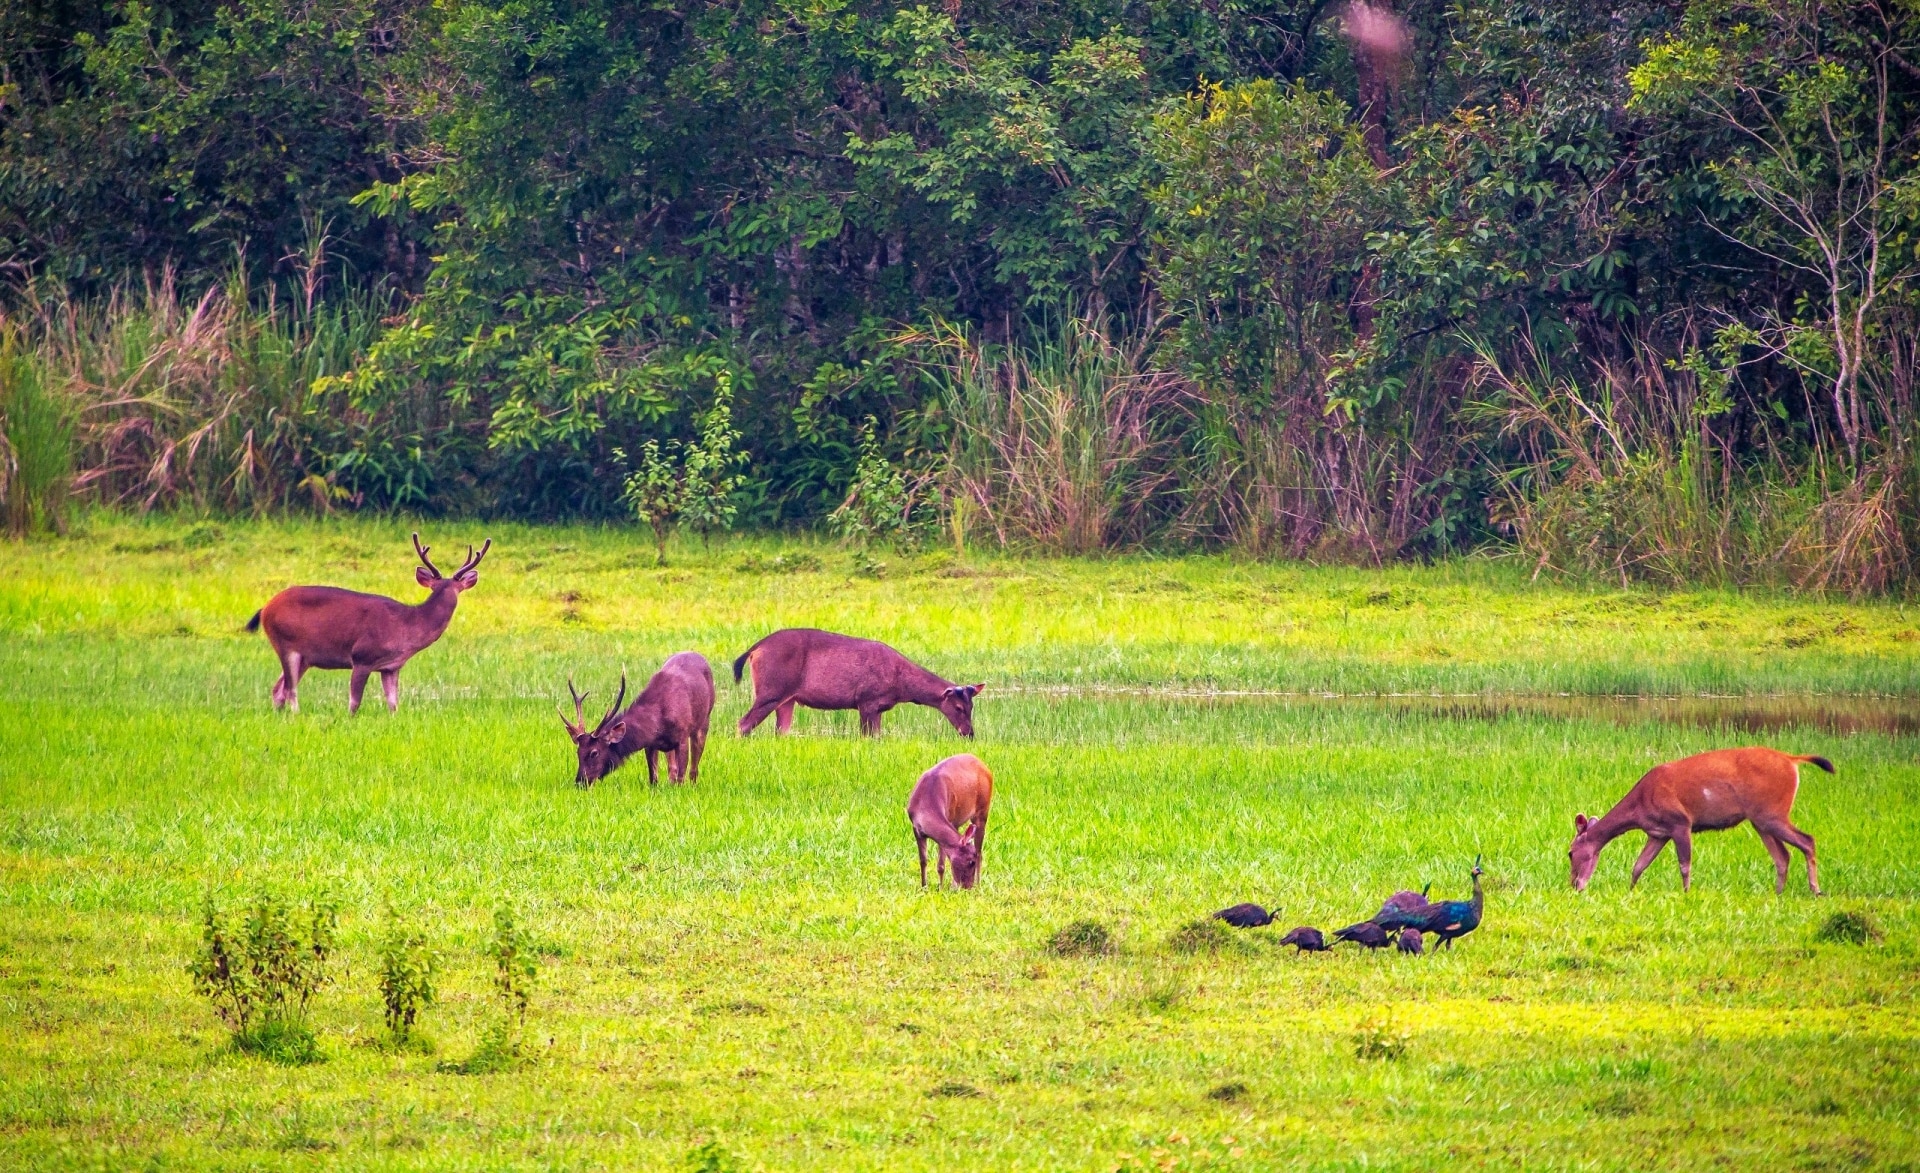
[3,517,1918,1170]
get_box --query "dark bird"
[1213,902,1275,928]
[1333,920,1392,949]
[1371,883,1435,932]
[1277,926,1329,952]
[1397,856,1485,950]
[1397,928,1424,954]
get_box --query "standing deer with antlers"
[246,533,490,713]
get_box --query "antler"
[594,671,628,734]
[454,538,492,577]
[412,532,443,578]
[558,677,589,735]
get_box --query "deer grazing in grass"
[1569,747,1831,894]
[561,652,715,788]
[732,628,983,738]
[246,534,489,713]
[907,753,993,889]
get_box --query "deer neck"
[406,584,462,642]
[1584,803,1643,853]
[902,664,954,707]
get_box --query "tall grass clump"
[0,336,75,537]
[378,909,439,1050]
[1468,331,1916,595]
[907,315,1190,553]
[445,905,538,1074]
[0,266,394,514]
[188,890,338,1064]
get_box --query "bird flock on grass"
[1213,856,1485,955]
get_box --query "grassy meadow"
[2,515,1918,1171]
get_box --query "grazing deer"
[732,628,983,737]
[246,534,489,713]
[907,753,993,889]
[1569,747,1832,894]
[561,652,715,788]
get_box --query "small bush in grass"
[445,904,538,1074]
[1165,917,1234,954]
[378,909,437,1049]
[1813,909,1884,945]
[1207,1081,1249,1102]
[1048,920,1114,957]
[928,1081,982,1098]
[685,1140,747,1172]
[188,890,337,1065]
[1353,1012,1410,1061]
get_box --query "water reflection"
[1013,687,1920,736]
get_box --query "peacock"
[1397,856,1484,950]
[1396,928,1424,954]
[1369,883,1434,932]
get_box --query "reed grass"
[0,518,1915,1168]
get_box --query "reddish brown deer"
[561,652,715,788]
[907,753,994,889]
[1569,747,1832,894]
[731,628,983,737]
[245,534,489,713]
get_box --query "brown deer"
[1569,747,1832,894]
[245,534,489,713]
[561,652,715,788]
[732,628,983,737]
[907,753,993,889]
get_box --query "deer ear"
[607,721,626,741]
[416,566,437,587]
[1574,813,1590,834]
[968,684,985,697]
[456,568,480,588]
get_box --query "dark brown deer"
[1569,747,1832,894]
[245,534,489,713]
[731,628,983,737]
[561,652,715,788]
[907,752,993,889]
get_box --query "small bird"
[1333,920,1391,949]
[1212,902,1275,928]
[1277,926,1329,952]
[1397,928,1424,954]
[1372,883,1435,932]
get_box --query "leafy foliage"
[377,910,437,1044]
[188,890,337,1064]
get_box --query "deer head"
[948,837,983,888]
[414,533,490,592]
[1568,814,1599,891]
[938,684,985,738]
[561,673,629,787]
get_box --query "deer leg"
[645,748,660,786]
[917,833,929,888]
[774,701,795,734]
[1756,829,1793,894]
[859,707,883,736]
[1672,828,1694,891]
[689,728,706,781]
[1767,820,1821,895]
[738,697,780,736]
[380,670,400,713]
[285,652,304,713]
[670,740,687,784]
[348,666,372,715]
[1628,835,1668,889]
[937,843,948,888]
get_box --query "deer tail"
[244,610,262,634]
[731,646,753,684]
[1794,754,1836,774]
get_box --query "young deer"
[1569,746,1832,894]
[246,534,489,713]
[907,753,994,889]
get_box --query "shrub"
[1165,917,1235,954]
[685,1140,748,1172]
[378,910,437,1045]
[1048,920,1115,957]
[1353,1012,1411,1061]
[188,890,337,1064]
[1813,909,1884,945]
[830,417,912,548]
